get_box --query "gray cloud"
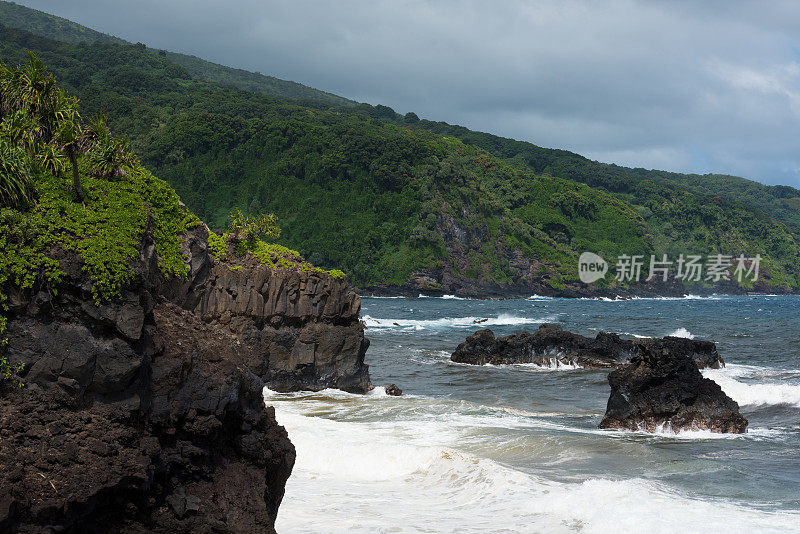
[18,0,800,186]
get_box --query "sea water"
[267,295,800,533]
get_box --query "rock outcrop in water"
[450,325,743,433]
[0,221,369,532]
[598,343,748,433]
[451,324,724,370]
[383,384,403,396]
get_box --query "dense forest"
[0,3,798,294]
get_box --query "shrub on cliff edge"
[208,208,346,280]
[0,54,199,343]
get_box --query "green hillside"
[0,1,355,106]
[0,21,797,294]
[353,111,800,233]
[0,1,125,45]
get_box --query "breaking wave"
[482,358,584,371]
[668,327,695,339]
[703,364,800,408]
[362,313,556,330]
[265,387,799,533]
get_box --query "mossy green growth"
[207,230,229,263]
[0,207,63,342]
[208,231,346,279]
[0,160,198,334]
[251,240,347,278]
[0,55,200,343]
[327,269,347,280]
[0,354,24,387]
[31,160,198,303]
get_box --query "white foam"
[704,365,800,408]
[637,422,782,440]
[589,327,694,339]
[587,327,695,340]
[588,327,650,339]
[633,294,724,301]
[264,386,392,401]
[622,331,650,339]
[362,313,556,330]
[415,293,475,300]
[266,388,799,533]
[537,417,783,442]
[484,358,583,371]
[668,327,695,339]
[579,294,723,301]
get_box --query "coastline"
[356,284,798,301]
[273,295,800,532]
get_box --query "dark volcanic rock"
[599,344,748,433]
[0,289,295,534]
[451,324,724,370]
[451,325,634,368]
[165,225,371,394]
[0,220,369,532]
[636,336,724,370]
[383,384,403,396]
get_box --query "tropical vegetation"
[0,52,344,369]
[0,6,798,293]
[0,54,200,346]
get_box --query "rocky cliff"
[0,218,370,532]
[165,224,371,394]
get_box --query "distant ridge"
[0,0,356,106]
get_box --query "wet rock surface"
[451,324,725,370]
[383,384,403,396]
[599,344,748,433]
[451,324,744,434]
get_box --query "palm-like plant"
[88,136,135,180]
[46,89,84,202]
[0,54,87,202]
[228,207,281,248]
[12,53,55,120]
[85,113,136,180]
[80,112,111,152]
[0,54,139,206]
[0,136,36,209]
[0,61,12,121]
[0,109,42,152]
[0,108,40,210]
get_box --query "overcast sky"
[18,0,800,187]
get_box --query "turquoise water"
[269,295,800,533]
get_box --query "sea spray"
[703,365,800,408]
[362,313,557,330]
[266,387,800,533]
[277,294,800,531]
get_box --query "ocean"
[266,295,800,533]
